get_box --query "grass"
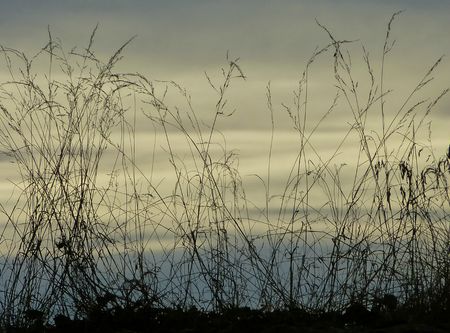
[0,13,448,332]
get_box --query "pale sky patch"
[0,0,448,213]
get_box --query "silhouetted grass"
[0,13,448,332]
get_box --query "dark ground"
[8,304,449,333]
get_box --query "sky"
[0,2,449,314]
[0,0,449,214]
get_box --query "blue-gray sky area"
[0,0,449,210]
[1,0,449,72]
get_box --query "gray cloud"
[0,0,448,208]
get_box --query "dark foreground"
[7,305,450,333]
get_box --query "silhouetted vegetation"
[0,13,448,332]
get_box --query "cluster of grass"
[0,14,448,331]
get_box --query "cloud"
[0,0,448,206]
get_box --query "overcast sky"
[1,1,448,119]
[0,0,449,210]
